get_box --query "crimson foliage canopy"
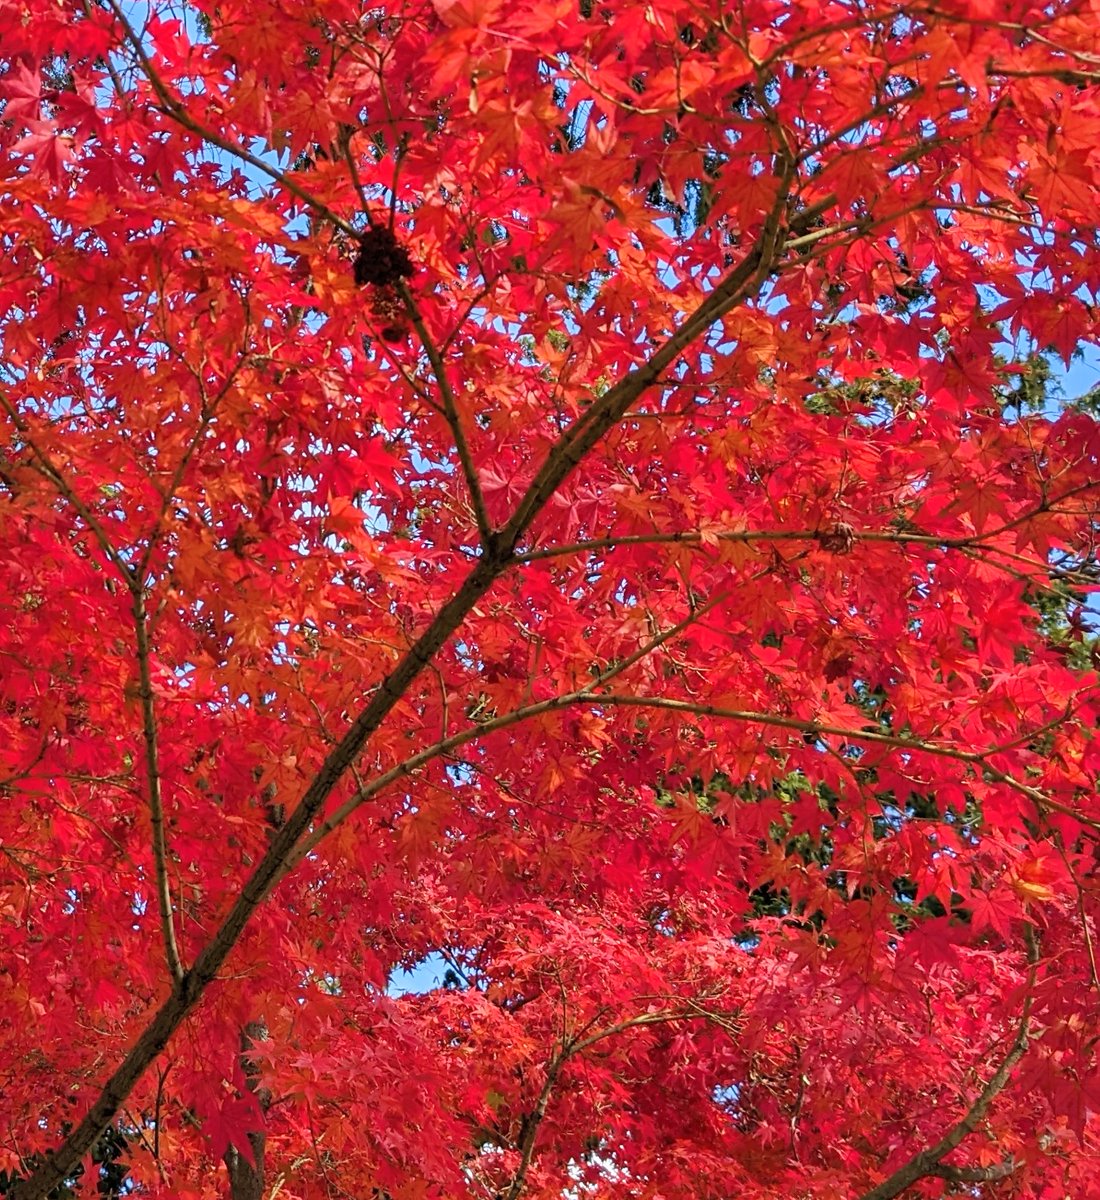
[2,1,1100,1197]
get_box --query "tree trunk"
[223,1021,270,1200]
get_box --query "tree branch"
[597,692,1100,832]
[277,603,1093,882]
[223,1020,271,1200]
[513,502,1099,584]
[104,0,358,238]
[856,926,1039,1200]
[516,525,1001,562]
[0,392,135,584]
[500,1002,738,1200]
[932,1159,1018,1184]
[496,160,793,555]
[0,388,184,982]
[397,279,494,547]
[276,587,733,878]
[9,161,795,1200]
[501,1051,566,1200]
[132,589,185,984]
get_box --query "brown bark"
[10,125,792,1200]
[223,1021,270,1200]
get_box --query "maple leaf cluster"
[1,1,1100,1199]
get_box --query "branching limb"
[1,388,184,982]
[857,926,1040,1200]
[9,157,797,1200]
[515,518,1098,604]
[279,586,1096,886]
[500,1002,738,1200]
[281,667,1098,884]
[496,160,794,554]
[276,588,732,877]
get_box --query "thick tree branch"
[501,1052,565,1200]
[9,170,794,1200]
[223,1021,271,1200]
[496,163,793,555]
[932,1159,1018,1184]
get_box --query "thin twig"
[396,280,494,546]
[132,589,185,983]
[0,392,135,583]
[276,589,731,876]
[104,0,356,237]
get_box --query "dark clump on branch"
[353,225,414,288]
